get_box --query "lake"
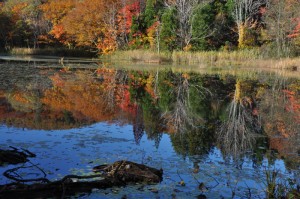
[0,58,299,198]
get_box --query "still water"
[0,61,299,198]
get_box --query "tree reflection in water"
[217,80,262,160]
[0,64,299,169]
[133,104,144,145]
[161,73,207,133]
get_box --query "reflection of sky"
[0,123,294,198]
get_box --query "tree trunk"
[238,23,246,49]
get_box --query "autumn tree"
[117,0,141,47]
[39,0,76,26]
[263,0,300,57]
[228,0,266,48]
[19,0,46,48]
[61,0,122,53]
[1,0,47,48]
[1,1,32,47]
[39,0,76,46]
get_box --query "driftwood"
[92,160,163,183]
[0,147,36,166]
[0,160,163,198]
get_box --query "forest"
[0,0,299,57]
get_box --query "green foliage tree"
[170,124,215,158]
[0,10,12,49]
[143,0,156,28]
[190,0,237,51]
[157,70,176,112]
[160,7,177,51]
[191,3,215,51]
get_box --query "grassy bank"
[4,48,299,71]
[104,49,300,70]
[6,47,96,57]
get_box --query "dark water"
[0,61,299,198]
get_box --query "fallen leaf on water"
[179,180,185,186]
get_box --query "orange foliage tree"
[39,0,76,45]
[60,0,122,53]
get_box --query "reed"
[9,47,95,57]
[102,49,172,63]
[10,48,36,55]
[171,49,261,64]
[108,49,300,70]
[107,49,261,64]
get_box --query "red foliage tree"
[117,1,140,35]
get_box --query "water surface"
[0,61,299,198]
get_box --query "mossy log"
[0,160,163,198]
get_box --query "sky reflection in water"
[0,62,299,198]
[0,122,292,198]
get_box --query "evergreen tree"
[143,0,156,28]
[191,0,236,51]
[160,7,177,51]
[191,3,215,50]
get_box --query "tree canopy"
[0,0,299,56]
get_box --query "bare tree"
[162,74,206,133]
[232,0,266,48]
[165,0,202,49]
[217,80,261,159]
[263,0,300,57]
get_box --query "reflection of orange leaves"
[50,73,65,87]
[283,89,300,122]
[11,92,30,104]
[116,87,137,116]
[269,137,290,157]
[43,71,119,122]
[145,74,156,98]
[265,120,294,138]
[95,67,116,86]
[275,120,289,138]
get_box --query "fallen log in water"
[0,147,36,166]
[0,160,163,198]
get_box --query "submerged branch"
[0,160,163,198]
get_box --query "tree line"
[0,0,299,57]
